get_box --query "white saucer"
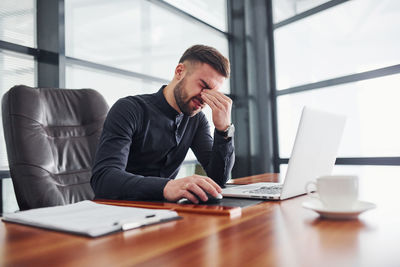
[302,199,376,220]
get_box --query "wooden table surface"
[1,173,399,267]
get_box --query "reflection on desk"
[1,173,399,267]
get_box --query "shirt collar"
[154,85,182,120]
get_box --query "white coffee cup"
[305,175,359,210]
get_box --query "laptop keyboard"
[247,184,283,195]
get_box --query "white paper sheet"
[2,201,179,237]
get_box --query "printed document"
[2,201,180,237]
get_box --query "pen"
[113,214,161,231]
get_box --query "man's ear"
[174,63,186,81]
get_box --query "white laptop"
[222,106,346,200]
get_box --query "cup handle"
[305,181,318,199]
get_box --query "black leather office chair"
[2,85,109,210]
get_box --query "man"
[91,45,235,204]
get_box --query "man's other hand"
[200,90,232,132]
[163,175,222,204]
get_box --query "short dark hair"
[179,45,230,78]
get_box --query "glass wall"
[274,0,400,90]
[0,50,36,168]
[0,1,37,167]
[164,0,228,31]
[272,0,331,23]
[278,74,400,158]
[0,50,35,213]
[65,63,162,107]
[273,0,400,176]
[65,0,228,81]
[0,0,37,213]
[65,0,230,177]
[0,0,36,47]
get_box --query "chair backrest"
[2,85,109,210]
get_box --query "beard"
[173,78,203,117]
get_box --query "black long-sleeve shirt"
[91,86,235,201]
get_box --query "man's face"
[173,63,225,117]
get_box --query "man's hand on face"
[200,90,232,131]
[163,175,222,203]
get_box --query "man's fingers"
[221,94,232,103]
[201,93,225,111]
[192,175,222,194]
[185,183,208,202]
[205,90,232,103]
[187,175,222,198]
[202,91,231,110]
[196,179,219,197]
[163,175,223,203]
[182,190,198,204]
[201,94,218,110]
[202,177,222,193]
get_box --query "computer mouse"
[198,192,223,204]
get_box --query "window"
[0,0,37,170]
[278,74,400,158]
[65,0,229,81]
[164,0,228,31]
[66,63,161,106]
[0,0,37,213]
[65,0,230,177]
[0,0,36,47]
[274,0,400,90]
[0,50,36,168]
[272,0,331,23]
[0,50,36,213]
[272,0,400,171]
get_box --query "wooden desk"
[1,173,399,267]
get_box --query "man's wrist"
[215,124,230,132]
[215,123,235,139]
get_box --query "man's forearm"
[204,136,235,186]
[91,167,170,200]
